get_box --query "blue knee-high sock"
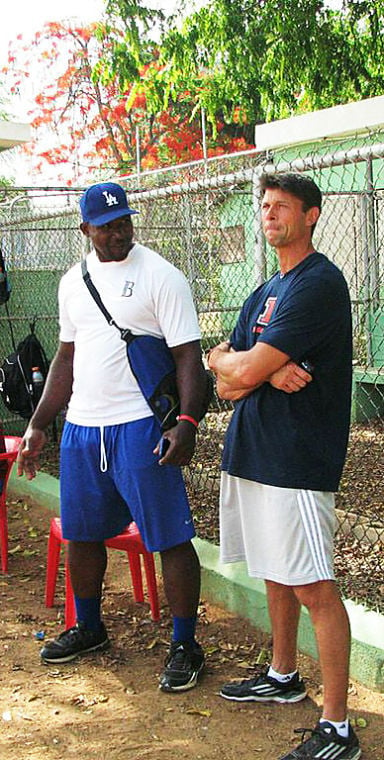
[74,596,102,632]
[172,615,197,644]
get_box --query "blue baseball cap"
[80,182,138,226]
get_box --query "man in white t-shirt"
[17,182,207,692]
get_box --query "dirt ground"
[0,495,383,760]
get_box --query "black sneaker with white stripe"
[159,640,205,692]
[278,721,361,759]
[220,667,307,703]
[40,622,110,663]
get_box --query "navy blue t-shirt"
[221,252,352,491]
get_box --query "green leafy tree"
[124,0,384,132]
[93,0,168,89]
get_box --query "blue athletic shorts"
[60,418,195,551]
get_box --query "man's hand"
[17,428,47,480]
[207,341,232,372]
[208,341,247,400]
[269,361,312,393]
[153,421,197,466]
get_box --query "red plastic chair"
[0,436,23,573]
[45,517,160,628]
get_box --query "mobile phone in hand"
[299,360,314,376]
[159,436,170,458]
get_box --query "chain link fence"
[0,128,383,612]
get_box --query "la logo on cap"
[102,191,119,207]
[79,181,138,226]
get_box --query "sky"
[0,0,106,67]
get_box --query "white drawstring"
[99,426,108,472]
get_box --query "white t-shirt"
[59,243,201,425]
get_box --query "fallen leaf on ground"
[185,708,212,717]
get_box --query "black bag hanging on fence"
[81,259,214,431]
[0,323,50,419]
[0,249,11,306]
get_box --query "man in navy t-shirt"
[208,174,360,760]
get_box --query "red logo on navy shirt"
[252,296,277,334]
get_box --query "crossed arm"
[207,340,312,401]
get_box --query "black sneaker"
[220,667,307,703]
[40,622,110,664]
[159,640,205,692]
[278,721,361,759]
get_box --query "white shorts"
[220,472,336,586]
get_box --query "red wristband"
[177,414,199,429]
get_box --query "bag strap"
[81,259,134,344]
[4,302,17,352]
[1,248,16,351]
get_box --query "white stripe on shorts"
[297,489,332,581]
[220,473,335,585]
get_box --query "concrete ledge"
[9,469,384,692]
[9,470,61,515]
